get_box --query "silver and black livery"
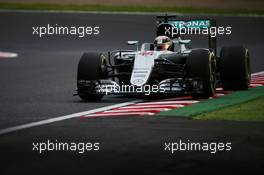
[75,15,250,101]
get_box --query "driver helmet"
[154,36,171,51]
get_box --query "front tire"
[77,52,107,101]
[186,49,216,98]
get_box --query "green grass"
[158,86,264,118]
[194,97,264,121]
[0,3,264,15]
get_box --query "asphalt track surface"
[0,11,264,174]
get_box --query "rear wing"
[156,15,217,55]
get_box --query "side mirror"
[127,41,139,51]
[127,41,138,45]
[178,39,191,44]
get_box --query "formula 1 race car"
[75,15,250,101]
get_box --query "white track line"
[83,112,156,117]
[0,100,141,135]
[102,108,168,113]
[118,104,184,109]
[134,100,199,105]
[250,83,263,85]
[252,71,264,76]
[215,93,225,96]
[0,51,18,58]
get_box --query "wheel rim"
[245,49,251,85]
[208,53,216,94]
[100,54,108,77]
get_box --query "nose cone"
[130,69,151,86]
[130,52,155,86]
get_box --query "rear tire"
[220,46,250,90]
[186,49,216,98]
[77,52,107,101]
